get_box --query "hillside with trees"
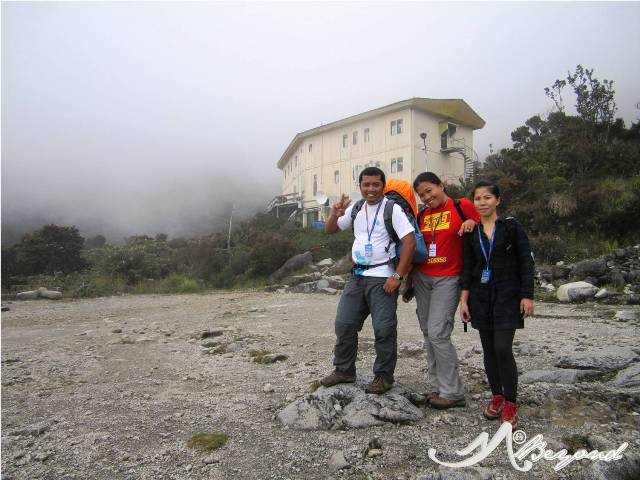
[2,66,639,297]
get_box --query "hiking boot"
[319,370,356,387]
[424,391,439,402]
[483,394,505,420]
[429,395,466,410]
[365,376,393,394]
[501,401,519,428]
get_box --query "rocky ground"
[2,291,639,479]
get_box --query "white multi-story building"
[269,97,485,226]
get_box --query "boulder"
[611,363,640,388]
[570,258,607,280]
[556,281,597,302]
[271,251,313,281]
[276,375,423,430]
[37,287,62,300]
[16,290,39,300]
[556,346,639,373]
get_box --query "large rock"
[613,310,637,322]
[571,258,608,279]
[611,363,640,388]
[271,251,313,281]
[276,375,423,430]
[556,346,639,373]
[16,290,39,300]
[556,281,597,302]
[520,369,600,384]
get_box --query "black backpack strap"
[350,199,366,231]
[453,198,466,222]
[383,199,400,244]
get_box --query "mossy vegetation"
[186,433,228,452]
[562,433,593,454]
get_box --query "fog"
[3,2,639,244]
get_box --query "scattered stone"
[556,346,639,372]
[328,451,350,471]
[611,363,640,388]
[316,258,334,267]
[277,375,424,430]
[263,383,275,393]
[1,306,10,312]
[111,328,122,334]
[520,369,600,384]
[252,352,288,364]
[203,454,220,465]
[582,452,640,480]
[367,448,383,458]
[613,310,636,322]
[417,466,494,480]
[319,288,339,295]
[571,258,608,279]
[556,281,598,303]
[594,288,609,299]
[200,330,224,339]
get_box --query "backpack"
[350,179,427,264]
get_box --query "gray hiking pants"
[413,272,465,400]
[333,275,398,383]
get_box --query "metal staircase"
[441,137,479,179]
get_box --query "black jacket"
[460,217,534,330]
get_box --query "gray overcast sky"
[2,1,639,243]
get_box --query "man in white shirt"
[320,167,416,394]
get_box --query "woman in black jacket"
[459,181,534,428]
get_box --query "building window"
[342,134,348,148]
[364,128,370,142]
[390,118,404,136]
[353,131,358,145]
[309,143,312,152]
[390,157,403,173]
[313,174,318,196]
[334,170,340,184]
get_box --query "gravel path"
[2,291,639,479]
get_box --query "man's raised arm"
[325,194,351,235]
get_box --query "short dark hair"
[472,180,501,199]
[413,171,443,191]
[359,166,385,186]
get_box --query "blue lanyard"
[365,201,383,243]
[478,226,495,267]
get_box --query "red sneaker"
[501,401,519,428]
[483,394,504,420]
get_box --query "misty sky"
[2,1,639,244]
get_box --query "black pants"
[478,329,517,402]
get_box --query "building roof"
[277,97,485,169]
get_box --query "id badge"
[481,268,492,284]
[428,243,437,257]
[365,243,373,257]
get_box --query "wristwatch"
[391,272,403,281]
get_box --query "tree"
[13,225,87,275]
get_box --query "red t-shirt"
[417,197,480,277]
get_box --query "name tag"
[365,243,373,257]
[481,268,492,284]
[429,243,437,257]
